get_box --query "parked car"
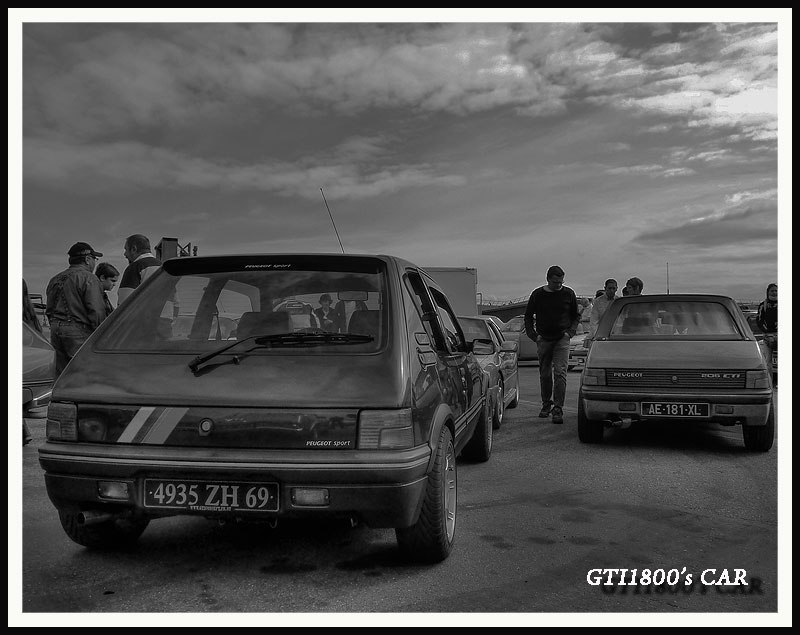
[567,320,591,371]
[485,315,506,331]
[577,294,774,451]
[744,312,777,385]
[499,314,538,362]
[23,321,55,418]
[458,315,519,429]
[39,253,494,562]
[23,320,56,445]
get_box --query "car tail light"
[582,369,607,386]
[746,370,771,389]
[46,402,78,441]
[358,409,414,449]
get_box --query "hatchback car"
[577,294,774,451]
[39,254,494,562]
[458,315,519,429]
[23,321,55,417]
[567,319,590,371]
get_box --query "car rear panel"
[582,340,772,425]
[51,348,412,450]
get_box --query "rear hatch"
[54,351,404,449]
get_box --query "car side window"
[404,271,448,351]
[428,287,465,353]
[487,321,504,345]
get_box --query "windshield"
[458,317,492,343]
[95,257,388,354]
[608,300,744,340]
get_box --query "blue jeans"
[536,333,570,409]
[50,319,93,376]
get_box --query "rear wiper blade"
[188,331,374,373]
[188,335,263,373]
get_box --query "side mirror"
[500,340,518,353]
[471,338,494,355]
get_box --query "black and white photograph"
[11,8,790,627]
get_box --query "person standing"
[118,234,162,304]
[95,262,120,318]
[45,242,107,375]
[756,283,777,385]
[23,278,42,333]
[523,265,580,424]
[588,278,618,340]
[624,277,644,296]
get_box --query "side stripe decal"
[117,406,157,443]
[142,407,190,444]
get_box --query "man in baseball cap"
[46,241,108,375]
[67,242,103,258]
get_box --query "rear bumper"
[38,443,432,528]
[581,389,773,427]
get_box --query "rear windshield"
[95,259,388,354]
[607,301,744,340]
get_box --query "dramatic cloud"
[634,197,778,248]
[24,22,777,142]
[17,19,782,303]
[23,136,466,200]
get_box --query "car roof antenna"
[320,187,346,254]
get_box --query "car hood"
[587,340,764,369]
[23,347,56,384]
[53,351,408,408]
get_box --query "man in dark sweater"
[523,265,580,424]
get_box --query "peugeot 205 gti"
[39,254,494,562]
[577,294,774,451]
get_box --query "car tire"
[577,394,604,443]
[493,383,504,430]
[462,397,493,462]
[742,404,775,452]
[58,510,150,549]
[396,425,457,563]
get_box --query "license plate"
[641,402,709,417]
[144,479,279,512]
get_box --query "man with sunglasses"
[524,265,580,424]
[45,242,107,375]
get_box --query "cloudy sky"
[14,10,789,307]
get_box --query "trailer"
[422,266,479,316]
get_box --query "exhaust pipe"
[77,510,119,525]
[606,417,634,429]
